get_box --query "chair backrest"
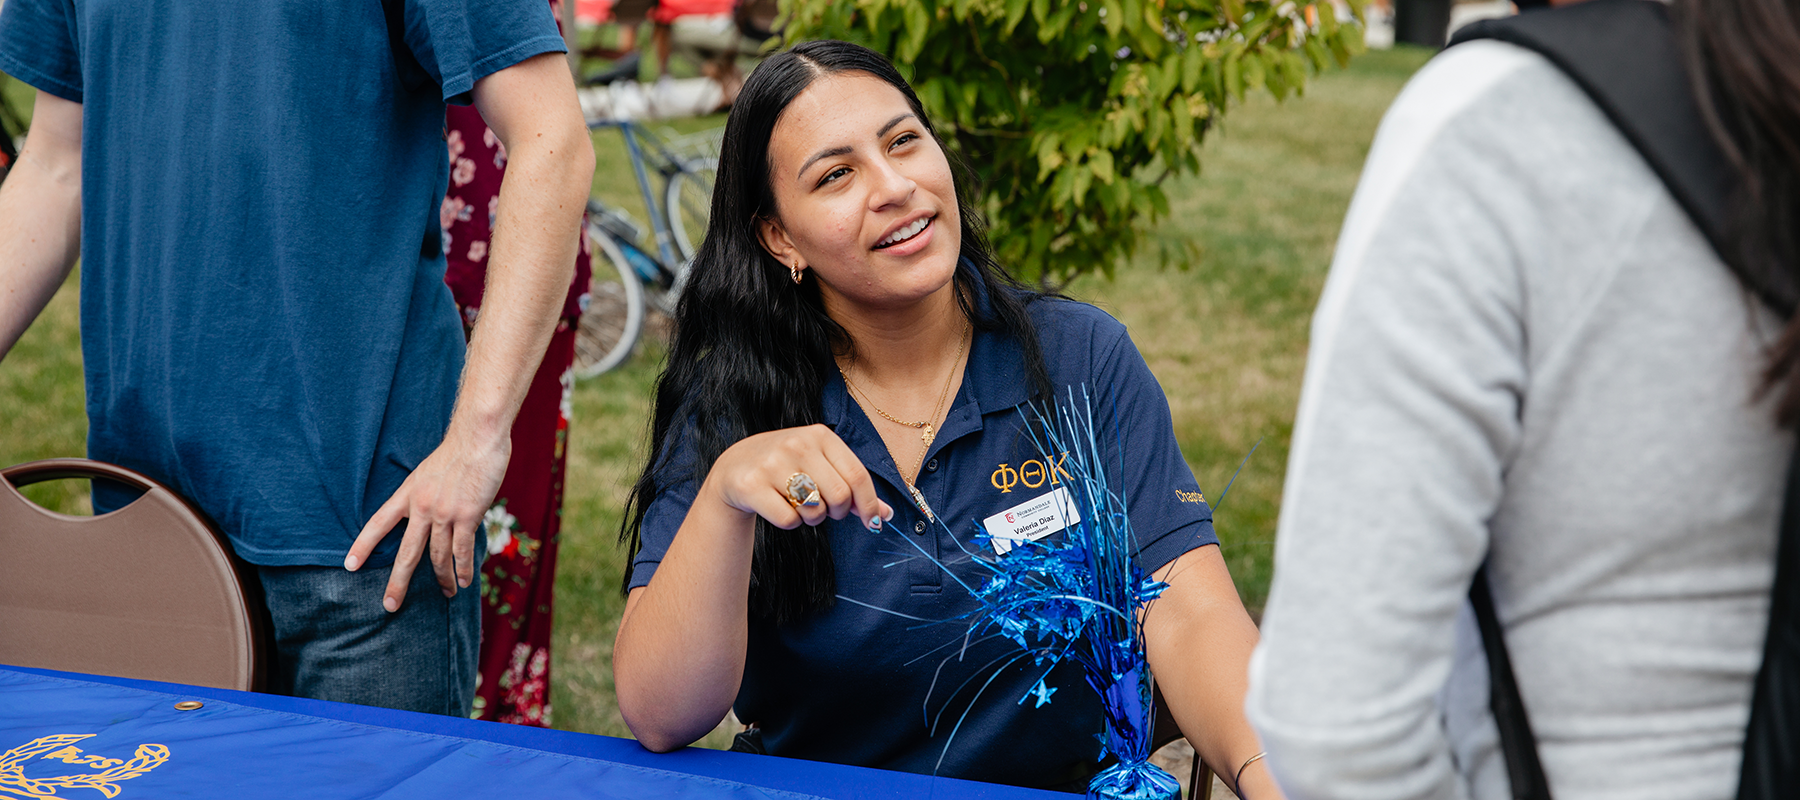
[0,458,267,691]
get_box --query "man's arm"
[0,90,81,359]
[346,51,594,611]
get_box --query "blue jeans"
[256,558,481,716]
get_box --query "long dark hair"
[620,40,1053,623]
[1677,0,1800,424]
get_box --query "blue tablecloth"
[0,666,1065,799]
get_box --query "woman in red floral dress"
[442,83,592,726]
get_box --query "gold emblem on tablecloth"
[0,734,168,799]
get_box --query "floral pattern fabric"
[443,99,591,728]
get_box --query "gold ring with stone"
[785,472,822,507]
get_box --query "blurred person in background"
[1247,0,1800,797]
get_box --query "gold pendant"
[909,484,934,523]
[921,424,935,446]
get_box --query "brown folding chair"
[0,458,269,691]
[1153,685,1216,800]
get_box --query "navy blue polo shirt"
[0,0,564,566]
[629,296,1219,789]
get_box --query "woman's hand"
[703,423,894,532]
[614,424,891,753]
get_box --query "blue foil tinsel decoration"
[843,388,1182,800]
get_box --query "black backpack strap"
[1469,569,1552,800]
[1448,4,1744,799]
[1450,0,1738,276]
[1737,449,1800,800]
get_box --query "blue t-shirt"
[629,295,1219,789]
[0,0,565,566]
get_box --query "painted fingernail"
[867,516,883,531]
[383,597,399,613]
[344,554,360,571]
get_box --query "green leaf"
[1153,56,1181,100]
[1003,0,1030,32]
[1148,184,1170,218]
[1066,123,1094,157]
[900,0,932,62]
[1044,1,1078,40]
[1302,36,1329,71]
[1170,93,1194,146]
[1334,22,1365,65]
[1108,110,1131,145]
[1072,164,1093,204]
[1108,62,1136,96]
[1051,165,1077,206]
[916,77,947,119]
[1101,175,1126,212]
[1122,0,1144,35]
[1243,50,1267,91]
[1103,0,1125,36]
[1090,149,1115,183]
[1032,0,1052,24]
[1034,131,1065,180]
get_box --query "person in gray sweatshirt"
[1245,2,1800,797]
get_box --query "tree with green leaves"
[780,0,1363,283]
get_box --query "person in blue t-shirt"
[612,40,1282,797]
[0,0,594,716]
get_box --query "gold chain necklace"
[839,323,970,521]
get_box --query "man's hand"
[344,51,592,611]
[345,424,512,610]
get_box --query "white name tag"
[983,487,1081,555]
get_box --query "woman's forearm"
[1145,545,1281,798]
[614,426,889,751]
[613,481,759,751]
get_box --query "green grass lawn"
[0,46,1434,742]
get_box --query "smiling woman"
[755,73,961,315]
[609,40,1280,797]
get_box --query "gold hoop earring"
[790,260,803,285]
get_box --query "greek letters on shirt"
[989,452,1073,494]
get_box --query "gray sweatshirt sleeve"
[1245,42,1547,800]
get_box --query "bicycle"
[574,118,718,379]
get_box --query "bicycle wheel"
[571,225,647,380]
[666,156,716,265]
